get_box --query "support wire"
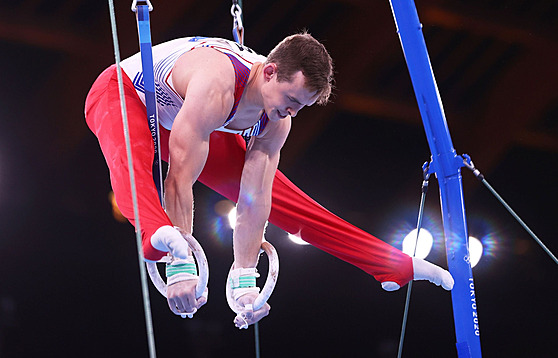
[107,1,157,357]
[254,322,261,358]
[481,179,558,264]
[229,1,262,354]
[397,165,431,358]
[463,157,558,265]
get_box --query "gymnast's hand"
[233,291,270,329]
[167,278,208,317]
[150,226,209,316]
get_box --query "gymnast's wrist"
[229,267,260,300]
[166,257,198,286]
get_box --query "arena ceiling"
[0,1,556,357]
[2,0,557,170]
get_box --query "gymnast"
[84,32,454,329]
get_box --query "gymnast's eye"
[288,96,301,105]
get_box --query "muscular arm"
[233,118,291,268]
[164,109,210,232]
[160,48,235,316]
[164,50,235,233]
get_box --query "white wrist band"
[166,257,198,286]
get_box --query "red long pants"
[85,65,413,286]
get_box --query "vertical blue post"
[388,1,482,357]
[136,4,164,203]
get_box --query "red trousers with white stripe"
[85,65,413,286]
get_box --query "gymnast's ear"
[263,63,277,81]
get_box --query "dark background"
[0,0,557,357]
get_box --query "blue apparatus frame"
[388,1,482,357]
[135,4,164,203]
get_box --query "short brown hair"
[266,32,334,105]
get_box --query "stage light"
[468,236,483,268]
[215,199,235,216]
[227,206,237,229]
[288,233,310,245]
[402,228,433,259]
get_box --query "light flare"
[288,233,310,245]
[402,228,433,259]
[468,236,483,268]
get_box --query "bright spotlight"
[288,233,309,245]
[402,228,433,259]
[468,236,483,268]
[227,206,237,229]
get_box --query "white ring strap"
[146,232,209,300]
[226,241,279,314]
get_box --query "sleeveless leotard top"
[121,36,269,137]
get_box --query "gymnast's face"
[261,63,318,121]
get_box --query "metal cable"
[462,156,558,265]
[229,1,262,353]
[107,1,157,356]
[397,164,431,358]
[254,322,261,358]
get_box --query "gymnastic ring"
[226,241,279,313]
[146,233,209,300]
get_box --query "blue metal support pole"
[388,1,482,357]
[135,4,164,203]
